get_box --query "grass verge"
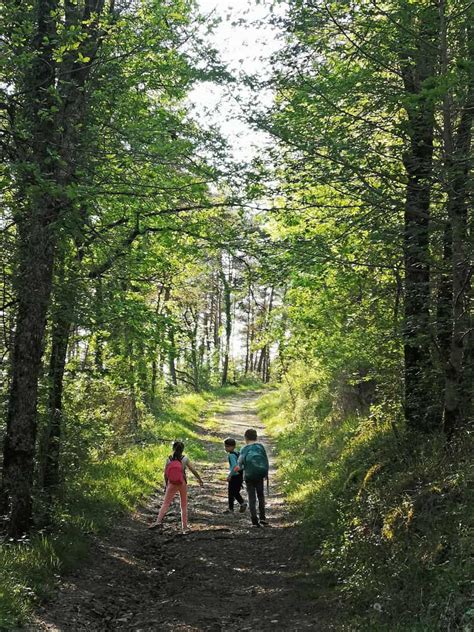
[259,388,473,631]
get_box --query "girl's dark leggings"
[228,475,244,510]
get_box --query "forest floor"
[24,392,337,631]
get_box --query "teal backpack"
[244,444,269,481]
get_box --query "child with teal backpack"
[236,428,269,527]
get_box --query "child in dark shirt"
[223,437,247,514]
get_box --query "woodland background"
[0,0,472,629]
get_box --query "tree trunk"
[168,331,178,386]
[264,346,271,383]
[264,287,274,382]
[249,299,256,373]
[164,287,177,386]
[1,0,108,536]
[151,352,159,406]
[94,279,104,372]
[437,220,453,361]
[213,277,221,371]
[442,15,474,433]
[244,296,251,375]
[191,331,200,391]
[0,0,60,536]
[1,218,57,535]
[257,345,266,376]
[127,340,139,431]
[220,267,232,386]
[42,307,71,492]
[399,7,439,431]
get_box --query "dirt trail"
[27,392,334,631]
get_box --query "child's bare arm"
[187,461,204,486]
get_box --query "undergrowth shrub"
[260,385,473,631]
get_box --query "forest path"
[28,392,335,631]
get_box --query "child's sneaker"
[148,521,163,530]
[259,518,269,525]
[239,502,248,513]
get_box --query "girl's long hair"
[171,440,184,461]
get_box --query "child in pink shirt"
[148,441,203,532]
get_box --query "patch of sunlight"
[109,551,145,568]
[288,481,321,503]
[161,422,202,440]
[193,459,215,467]
[202,412,221,431]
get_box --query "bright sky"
[189,0,283,163]
[189,1,284,362]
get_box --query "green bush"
[260,387,473,631]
